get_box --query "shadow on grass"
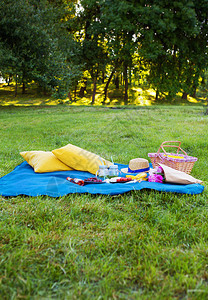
[0,83,203,107]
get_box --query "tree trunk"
[120,72,123,86]
[182,92,188,100]
[79,78,87,97]
[22,81,26,94]
[103,68,116,103]
[43,86,47,96]
[129,66,132,86]
[22,70,26,94]
[91,77,97,105]
[123,64,128,105]
[191,86,197,98]
[74,85,77,100]
[15,74,18,97]
[102,70,105,84]
[115,73,119,89]
[68,90,72,101]
[155,89,159,101]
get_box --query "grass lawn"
[0,104,208,299]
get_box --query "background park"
[0,0,208,299]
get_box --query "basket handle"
[156,153,166,164]
[157,141,187,156]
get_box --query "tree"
[101,0,139,104]
[0,0,80,97]
[66,0,108,104]
[137,0,208,100]
[68,0,140,104]
[197,69,208,114]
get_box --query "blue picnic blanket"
[0,162,204,197]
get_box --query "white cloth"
[159,163,202,185]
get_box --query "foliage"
[0,0,82,96]
[138,0,208,99]
[197,69,208,114]
[66,0,208,102]
[0,0,207,101]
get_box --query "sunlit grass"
[187,96,199,103]
[0,83,59,106]
[0,82,203,107]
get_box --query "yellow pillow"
[52,144,112,174]
[20,151,73,173]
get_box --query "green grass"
[0,105,208,299]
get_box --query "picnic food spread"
[0,140,204,198]
[65,141,202,186]
[66,177,85,186]
[18,141,202,188]
[84,177,103,184]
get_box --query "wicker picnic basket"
[148,141,198,174]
